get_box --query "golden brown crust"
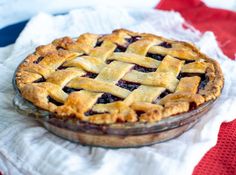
[15,29,224,124]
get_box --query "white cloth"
[1,0,236,29]
[0,7,236,175]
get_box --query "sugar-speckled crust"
[15,29,224,124]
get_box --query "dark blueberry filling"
[114,36,141,53]
[198,74,209,90]
[84,110,107,116]
[96,93,122,104]
[95,41,103,47]
[189,102,197,110]
[177,73,183,80]
[47,96,63,106]
[159,42,172,48]
[133,64,156,72]
[146,53,165,61]
[106,60,113,64]
[57,65,68,70]
[56,46,64,50]
[158,90,171,99]
[136,111,145,116]
[184,60,195,64]
[125,36,141,44]
[33,56,44,64]
[63,87,80,94]
[114,45,127,52]
[82,72,98,78]
[177,73,200,80]
[33,77,46,83]
[116,80,140,91]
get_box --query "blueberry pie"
[15,29,224,126]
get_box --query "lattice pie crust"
[15,29,224,124]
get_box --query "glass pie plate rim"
[12,62,216,137]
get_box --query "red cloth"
[156,0,236,60]
[193,120,236,175]
[156,0,236,174]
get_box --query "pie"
[15,29,224,125]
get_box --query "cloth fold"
[156,0,236,59]
[0,7,236,175]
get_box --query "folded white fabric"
[0,7,236,175]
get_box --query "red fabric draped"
[156,0,236,60]
[156,1,236,174]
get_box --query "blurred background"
[1,0,236,28]
[1,0,235,58]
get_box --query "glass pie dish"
[13,72,215,148]
[13,29,224,148]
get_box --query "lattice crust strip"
[16,29,224,124]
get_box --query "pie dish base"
[41,119,197,148]
[13,90,215,148]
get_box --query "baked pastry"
[15,29,224,125]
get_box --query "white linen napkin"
[0,7,236,175]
